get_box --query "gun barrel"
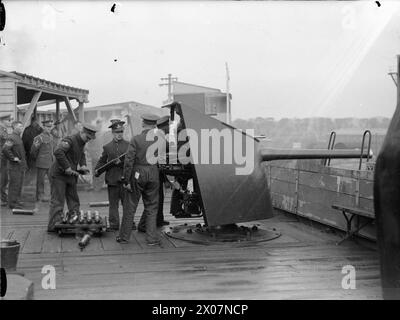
[260,148,372,162]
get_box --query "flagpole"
[225,62,231,124]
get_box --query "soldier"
[47,123,97,232]
[137,115,170,232]
[22,116,43,170]
[0,114,13,206]
[117,113,160,245]
[30,119,56,202]
[2,121,27,209]
[94,120,130,230]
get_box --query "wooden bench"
[331,204,375,245]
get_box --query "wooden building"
[0,70,89,132]
[84,100,167,139]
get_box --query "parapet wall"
[264,159,376,241]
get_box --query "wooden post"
[22,91,42,132]
[78,101,84,122]
[55,100,60,121]
[56,99,61,137]
[63,96,77,122]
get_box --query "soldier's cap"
[82,123,97,139]
[42,119,54,127]
[109,120,125,132]
[0,114,12,120]
[141,113,160,125]
[156,115,170,127]
[110,119,121,124]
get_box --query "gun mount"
[157,102,371,243]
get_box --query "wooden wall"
[265,160,376,241]
[0,77,16,117]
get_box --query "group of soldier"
[0,112,174,246]
[0,114,56,208]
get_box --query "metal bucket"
[0,239,20,271]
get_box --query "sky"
[1,1,400,120]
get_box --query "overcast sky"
[1,1,400,120]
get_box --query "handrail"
[325,131,336,166]
[359,130,372,170]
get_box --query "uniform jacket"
[50,133,87,179]
[30,132,56,169]
[123,128,158,182]
[95,139,129,186]
[22,123,43,157]
[2,132,27,170]
[0,124,8,161]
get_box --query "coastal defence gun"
[158,102,371,243]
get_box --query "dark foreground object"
[374,55,400,299]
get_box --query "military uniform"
[30,120,56,201]
[22,121,43,170]
[119,114,160,244]
[47,124,97,231]
[95,121,129,230]
[138,115,170,230]
[0,122,10,204]
[2,131,27,209]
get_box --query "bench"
[331,204,375,245]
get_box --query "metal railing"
[359,130,372,170]
[324,131,336,166]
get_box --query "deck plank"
[42,232,62,253]
[5,188,382,299]
[9,228,31,251]
[22,229,45,254]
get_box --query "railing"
[324,131,336,167]
[359,130,372,170]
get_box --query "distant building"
[0,70,88,133]
[172,81,231,123]
[84,100,168,138]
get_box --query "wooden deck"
[0,188,382,299]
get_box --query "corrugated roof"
[9,71,89,93]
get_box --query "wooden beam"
[55,100,60,121]
[22,91,42,132]
[63,96,77,122]
[55,100,61,137]
[19,99,57,109]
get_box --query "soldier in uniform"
[47,123,97,232]
[0,114,13,206]
[137,115,170,232]
[22,116,43,170]
[118,113,160,245]
[94,120,130,230]
[2,121,27,209]
[30,119,56,202]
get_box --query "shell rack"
[54,210,109,236]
